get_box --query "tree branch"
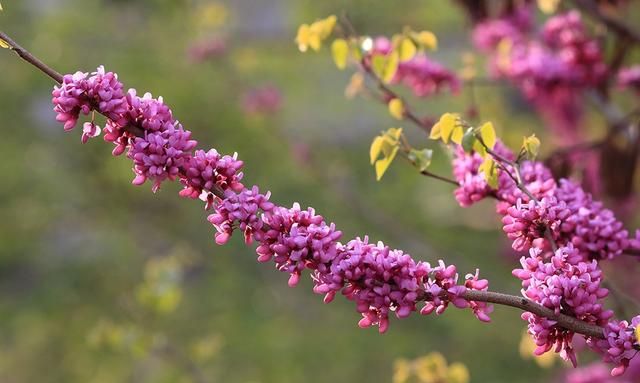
[0,31,63,83]
[0,29,607,341]
[571,0,640,44]
[459,290,604,338]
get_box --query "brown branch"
[0,31,63,83]
[459,290,605,339]
[571,0,640,45]
[419,169,459,186]
[360,61,432,133]
[0,29,609,341]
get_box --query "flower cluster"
[52,66,127,132]
[452,140,632,262]
[502,197,570,252]
[588,316,640,376]
[472,9,607,140]
[49,65,640,376]
[330,238,429,333]
[129,126,198,192]
[370,37,460,97]
[450,133,639,373]
[496,160,557,213]
[472,4,532,52]
[566,357,640,382]
[179,149,244,208]
[240,85,283,115]
[513,246,612,366]
[617,65,640,93]
[256,203,342,288]
[51,66,248,197]
[451,146,492,206]
[207,186,274,245]
[206,192,493,333]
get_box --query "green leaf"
[461,128,476,153]
[331,38,349,70]
[408,148,433,171]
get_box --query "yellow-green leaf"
[446,362,470,383]
[0,3,3,11]
[450,126,464,145]
[351,44,363,61]
[375,146,399,181]
[371,55,387,78]
[0,38,9,49]
[370,136,385,164]
[473,139,487,157]
[383,51,400,83]
[429,123,441,140]
[295,24,312,52]
[331,38,349,70]
[522,134,541,159]
[479,157,498,189]
[388,98,404,120]
[537,0,560,14]
[386,127,403,142]
[479,121,496,150]
[317,15,337,39]
[398,38,416,61]
[432,113,458,144]
[414,31,437,50]
[370,127,402,165]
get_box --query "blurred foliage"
[1,0,634,382]
[393,352,470,383]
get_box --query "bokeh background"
[0,1,638,382]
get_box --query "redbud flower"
[515,246,613,367]
[617,65,640,93]
[208,186,274,245]
[589,315,640,376]
[255,203,342,287]
[52,66,127,132]
[128,125,197,192]
[179,149,244,208]
[502,197,571,252]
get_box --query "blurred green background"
[0,1,631,382]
